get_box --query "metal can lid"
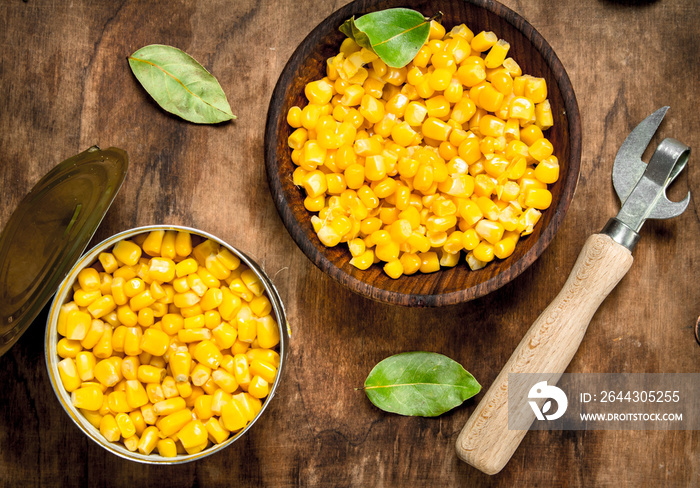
[0,146,128,357]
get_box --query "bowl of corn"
[45,225,289,463]
[265,0,581,306]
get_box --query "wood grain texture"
[265,0,581,306]
[456,234,633,474]
[0,0,698,486]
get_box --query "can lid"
[0,146,128,357]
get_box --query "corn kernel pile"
[55,230,281,457]
[287,20,559,278]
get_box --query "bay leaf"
[364,351,481,417]
[128,44,235,124]
[339,17,373,51]
[352,8,431,69]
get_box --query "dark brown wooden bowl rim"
[265,0,581,307]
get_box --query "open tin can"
[45,225,290,464]
[0,147,289,463]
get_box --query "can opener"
[455,107,691,475]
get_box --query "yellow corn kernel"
[74,289,101,308]
[478,115,506,138]
[471,30,497,52]
[78,319,105,357]
[212,369,239,394]
[100,414,121,442]
[221,400,247,432]
[107,390,131,413]
[380,259,402,279]
[204,417,230,445]
[147,257,175,283]
[94,357,123,387]
[113,264,137,281]
[97,252,119,274]
[191,363,212,387]
[77,268,100,292]
[137,308,154,328]
[113,412,136,439]
[305,79,334,105]
[494,235,517,259]
[477,84,504,113]
[112,241,142,268]
[64,310,90,341]
[129,290,156,313]
[473,174,497,198]
[247,376,269,400]
[404,101,428,126]
[158,313,183,336]
[210,389,232,415]
[128,410,147,436]
[153,397,186,417]
[523,76,547,104]
[524,188,553,210]
[155,438,177,458]
[416,252,439,274]
[194,394,214,420]
[71,385,103,411]
[204,254,231,281]
[92,325,113,359]
[247,359,276,384]
[80,408,104,429]
[121,326,141,356]
[75,351,96,381]
[183,314,205,330]
[535,100,554,129]
[174,258,197,279]
[176,380,193,399]
[475,220,506,245]
[242,392,264,421]
[192,340,222,370]
[172,291,198,310]
[137,328,168,357]
[231,353,251,388]
[247,295,271,317]
[349,249,374,270]
[535,156,559,184]
[484,39,510,68]
[244,350,279,371]
[473,241,495,262]
[203,311,222,330]
[210,323,236,351]
[422,117,452,141]
[138,231,163,257]
[133,426,158,455]
[145,383,165,404]
[218,289,242,321]
[170,351,192,382]
[123,380,148,409]
[237,318,257,344]
[520,124,544,146]
[476,196,500,220]
[237,269,262,298]
[528,138,554,161]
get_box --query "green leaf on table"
[364,351,481,417]
[339,8,435,68]
[128,44,235,124]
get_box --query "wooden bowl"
[265,0,581,306]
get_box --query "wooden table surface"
[1,0,698,486]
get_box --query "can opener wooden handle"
[455,107,691,475]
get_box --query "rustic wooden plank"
[0,0,697,486]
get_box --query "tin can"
[45,225,289,464]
